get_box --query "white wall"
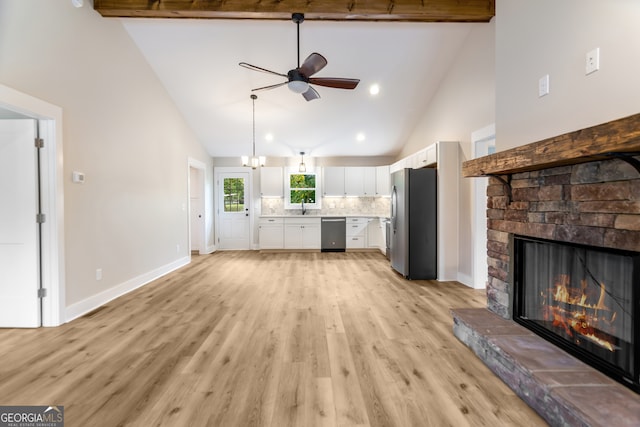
[496,0,640,151]
[399,22,496,286]
[0,0,213,318]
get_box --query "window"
[223,177,245,212]
[285,170,321,210]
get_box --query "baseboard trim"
[456,272,474,288]
[64,256,190,323]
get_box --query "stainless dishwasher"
[321,217,346,252]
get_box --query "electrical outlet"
[538,74,550,97]
[176,244,180,253]
[96,268,102,281]
[586,48,600,75]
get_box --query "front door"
[218,172,251,250]
[0,119,41,327]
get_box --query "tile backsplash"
[261,197,390,217]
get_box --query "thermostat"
[72,171,85,183]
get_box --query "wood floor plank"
[326,332,371,427]
[0,251,547,426]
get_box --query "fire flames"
[542,274,617,352]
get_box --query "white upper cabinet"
[323,166,389,197]
[323,167,345,196]
[416,144,437,168]
[375,165,390,196]
[260,167,283,197]
[344,167,365,196]
[363,167,376,196]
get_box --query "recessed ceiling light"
[356,133,366,142]
[265,133,274,141]
[369,84,380,96]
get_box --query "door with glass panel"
[218,172,251,250]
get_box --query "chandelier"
[241,94,265,169]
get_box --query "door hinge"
[36,213,46,223]
[35,138,44,148]
[38,288,47,298]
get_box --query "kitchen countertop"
[260,215,389,219]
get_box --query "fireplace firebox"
[513,235,639,392]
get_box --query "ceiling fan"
[239,13,360,101]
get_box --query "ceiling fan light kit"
[288,80,309,94]
[239,13,360,102]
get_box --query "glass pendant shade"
[298,152,306,173]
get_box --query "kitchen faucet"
[301,198,306,215]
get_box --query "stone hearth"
[451,308,640,427]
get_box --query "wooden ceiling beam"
[93,0,495,22]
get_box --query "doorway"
[188,159,206,255]
[216,169,252,250]
[0,84,65,327]
[472,124,495,289]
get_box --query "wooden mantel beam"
[462,113,640,178]
[93,0,495,22]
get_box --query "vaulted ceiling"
[95,1,494,159]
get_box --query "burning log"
[542,274,618,352]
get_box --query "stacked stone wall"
[485,157,640,318]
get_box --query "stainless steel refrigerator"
[390,168,437,279]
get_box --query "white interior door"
[0,119,41,327]
[189,166,204,253]
[218,172,250,250]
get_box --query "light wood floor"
[0,251,547,426]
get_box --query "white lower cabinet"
[346,217,368,249]
[260,216,383,252]
[284,217,321,249]
[367,218,384,249]
[259,218,284,249]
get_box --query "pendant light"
[241,94,265,169]
[298,151,306,173]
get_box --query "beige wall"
[0,0,213,314]
[496,0,640,150]
[399,22,495,160]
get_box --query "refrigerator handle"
[391,185,397,233]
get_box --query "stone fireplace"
[484,159,640,391]
[453,113,640,426]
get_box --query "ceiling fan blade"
[252,81,288,92]
[308,77,360,90]
[239,62,287,78]
[299,53,327,77]
[302,86,320,101]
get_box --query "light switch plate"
[72,171,85,183]
[538,74,550,97]
[586,48,600,75]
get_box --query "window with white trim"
[285,170,321,210]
